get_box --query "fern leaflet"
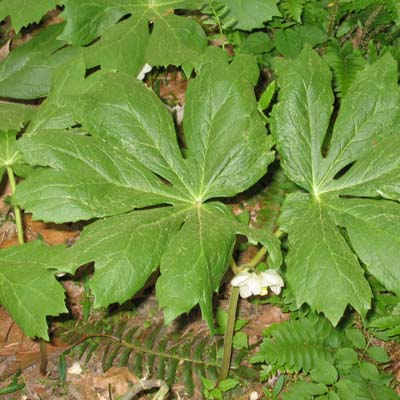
[255,315,345,373]
[324,41,366,97]
[280,0,309,22]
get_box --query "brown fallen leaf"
[93,366,139,393]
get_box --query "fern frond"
[366,294,400,339]
[340,0,398,26]
[280,0,309,23]
[59,313,256,397]
[324,41,366,97]
[340,0,384,14]
[257,315,344,373]
[200,0,235,29]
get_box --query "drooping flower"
[259,269,285,295]
[231,269,284,299]
[137,63,153,80]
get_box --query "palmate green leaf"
[0,102,35,131]
[0,132,20,180]
[59,0,201,45]
[16,132,182,222]
[0,241,68,339]
[146,14,207,68]
[16,54,279,328]
[0,0,60,32]
[64,1,205,71]
[84,17,149,75]
[1,1,204,99]
[0,23,80,99]
[215,0,281,31]
[325,198,400,296]
[273,46,400,325]
[0,131,32,180]
[279,194,372,323]
[26,57,87,135]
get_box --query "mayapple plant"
[273,46,400,325]
[0,50,282,339]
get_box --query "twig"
[118,379,168,400]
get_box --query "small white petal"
[260,269,284,289]
[137,63,152,80]
[247,276,262,295]
[231,272,252,287]
[270,285,282,295]
[171,104,184,125]
[239,285,253,298]
[249,392,259,400]
[67,362,82,375]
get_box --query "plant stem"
[229,257,241,275]
[246,247,267,269]
[7,166,48,375]
[65,333,219,367]
[218,283,240,383]
[208,0,225,50]
[39,339,48,375]
[327,0,340,37]
[245,229,285,269]
[6,167,24,245]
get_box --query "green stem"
[327,0,340,37]
[208,0,225,50]
[218,283,240,383]
[6,167,24,245]
[222,229,286,381]
[7,166,48,375]
[245,229,285,270]
[246,247,267,269]
[229,257,241,275]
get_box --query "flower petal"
[247,276,262,295]
[231,271,252,287]
[260,269,284,288]
[270,285,282,295]
[239,285,252,298]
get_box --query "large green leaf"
[325,198,400,296]
[0,241,67,339]
[279,194,372,324]
[217,0,281,31]
[64,206,188,308]
[16,54,279,328]
[0,23,80,99]
[65,1,205,71]
[146,14,207,67]
[84,16,149,74]
[0,102,35,131]
[0,132,20,180]
[17,132,182,222]
[273,46,400,324]
[59,0,201,45]
[0,0,60,32]
[0,1,205,99]
[26,57,87,135]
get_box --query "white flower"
[249,391,259,400]
[136,63,152,80]
[231,269,284,298]
[259,269,285,295]
[67,362,82,375]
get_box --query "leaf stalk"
[218,284,239,383]
[6,167,24,245]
